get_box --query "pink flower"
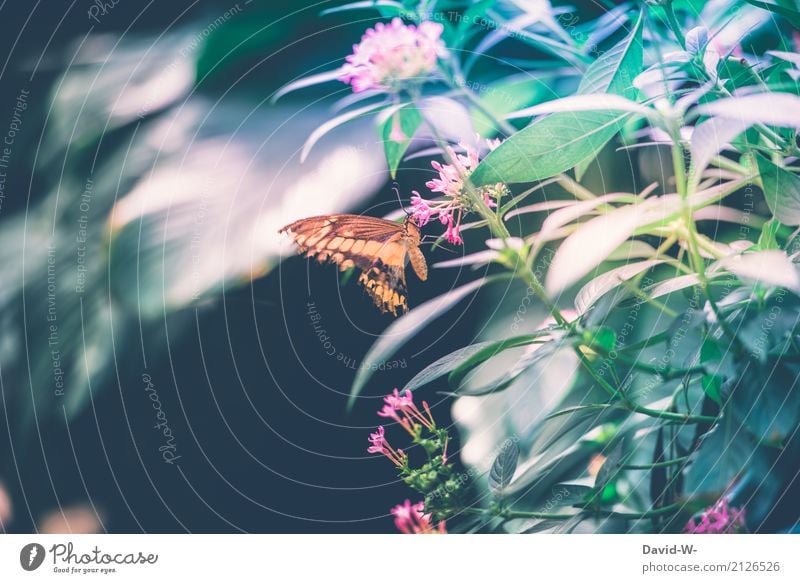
[340,18,447,93]
[367,426,406,466]
[376,388,435,434]
[411,141,508,245]
[391,499,446,534]
[684,498,746,534]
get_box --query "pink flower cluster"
[683,498,746,534]
[377,388,437,435]
[340,18,447,93]
[367,426,406,467]
[391,499,446,534]
[411,141,507,245]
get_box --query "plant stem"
[623,456,689,470]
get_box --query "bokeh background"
[0,0,502,533]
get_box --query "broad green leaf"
[380,104,422,178]
[470,11,643,185]
[348,276,499,407]
[685,422,760,496]
[755,153,800,226]
[470,77,545,136]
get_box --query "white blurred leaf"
[574,260,664,314]
[507,94,651,120]
[696,93,800,128]
[720,250,800,292]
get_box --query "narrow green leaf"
[447,329,559,388]
[471,11,643,185]
[381,104,422,178]
[755,153,800,226]
[348,276,501,408]
[403,342,494,392]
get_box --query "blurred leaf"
[302,101,388,161]
[594,440,624,491]
[452,340,562,397]
[742,0,800,28]
[320,1,407,17]
[649,428,668,510]
[489,438,520,496]
[471,12,644,185]
[506,94,650,120]
[731,363,800,445]
[349,276,502,407]
[574,259,663,314]
[757,218,782,250]
[689,117,752,185]
[403,342,495,392]
[380,104,422,178]
[545,197,680,296]
[755,154,800,226]
[685,421,758,497]
[470,77,545,136]
[696,93,800,128]
[447,329,560,388]
[551,483,593,507]
[720,250,800,292]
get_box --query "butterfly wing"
[280,214,412,315]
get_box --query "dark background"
[0,0,499,533]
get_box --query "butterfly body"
[279,214,427,316]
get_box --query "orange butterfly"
[279,214,428,316]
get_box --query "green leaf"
[403,342,494,392]
[447,329,559,388]
[701,374,722,405]
[469,77,545,137]
[489,438,520,496]
[348,276,500,408]
[380,104,422,178]
[595,440,625,492]
[471,11,643,185]
[757,218,782,250]
[742,0,800,28]
[551,483,594,507]
[755,153,800,226]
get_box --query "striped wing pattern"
[279,214,415,315]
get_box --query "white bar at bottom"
[0,534,797,581]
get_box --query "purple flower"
[410,140,508,245]
[390,499,446,534]
[340,18,447,93]
[684,498,746,534]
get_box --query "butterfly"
[279,214,428,316]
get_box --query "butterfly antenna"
[393,182,411,216]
